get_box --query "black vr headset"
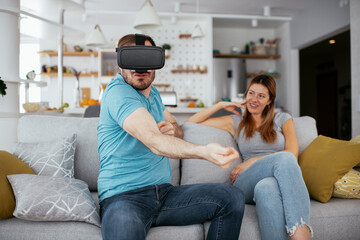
[116,34,165,73]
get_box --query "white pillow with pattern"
[12,134,76,178]
[7,174,100,227]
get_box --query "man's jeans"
[100,183,245,240]
[234,152,312,240]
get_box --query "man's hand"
[205,143,239,169]
[157,121,176,136]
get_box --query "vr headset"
[116,34,165,73]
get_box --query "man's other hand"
[205,143,239,169]
[157,121,176,136]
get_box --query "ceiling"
[18,0,347,39]
[19,0,321,24]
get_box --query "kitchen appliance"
[213,58,247,102]
[159,91,177,107]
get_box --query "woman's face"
[245,83,272,116]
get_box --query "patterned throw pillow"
[333,169,360,199]
[12,134,76,178]
[7,174,100,227]
[0,151,35,219]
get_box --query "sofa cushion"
[0,151,35,219]
[309,198,360,240]
[180,122,242,185]
[12,134,77,178]
[299,135,360,203]
[169,158,180,186]
[147,225,204,240]
[7,174,100,227]
[17,116,100,191]
[0,218,102,240]
[292,116,318,154]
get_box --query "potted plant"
[0,76,7,97]
[162,44,171,58]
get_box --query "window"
[19,41,41,112]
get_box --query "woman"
[185,74,312,240]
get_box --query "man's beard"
[122,71,155,91]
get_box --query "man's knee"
[213,184,245,215]
[101,202,147,240]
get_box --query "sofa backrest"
[16,115,181,191]
[180,116,318,185]
[17,116,100,191]
[17,115,317,191]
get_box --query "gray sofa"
[1,115,359,240]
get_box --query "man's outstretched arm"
[123,107,238,169]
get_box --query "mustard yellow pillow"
[333,169,360,198]
[299,135,360,203]
[351,136,360,167]
[0,151,35,219]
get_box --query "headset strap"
[135,34,145,45]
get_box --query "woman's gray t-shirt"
[232,112,292,162]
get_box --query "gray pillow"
[7,174,100,227]
[12,134,76,178]
[180,122,242,185]
[293,116,318,154]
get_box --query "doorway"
[300,30,351,140]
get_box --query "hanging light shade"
[191,24,204,38]
[191,0,204,38]
[86,24,107,46]
[133,0,161,29]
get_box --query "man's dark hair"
[117,34,156,48]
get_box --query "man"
[97,33,245,240]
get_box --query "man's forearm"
[146,132,204,159]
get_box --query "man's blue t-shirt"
[97,74,171,202]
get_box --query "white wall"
[290,0,350,49]
[350,0,360,137]
[0,0,21,152]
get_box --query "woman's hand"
[229,163,247,183]
[229,156,258,183]
[219,101,247,116]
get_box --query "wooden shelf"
[171,69,207,74]
[41,72,98,77]
[153,83,171,88]
[179,34,192,39]
[246,73,281,78]
[39,51,98,57]
[213,53,280,59]
[180,98,198,102]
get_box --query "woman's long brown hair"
[235,74,277,143]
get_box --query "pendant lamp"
[86,24,107,46]
[133,0,161,29]
[191,0,204,38]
